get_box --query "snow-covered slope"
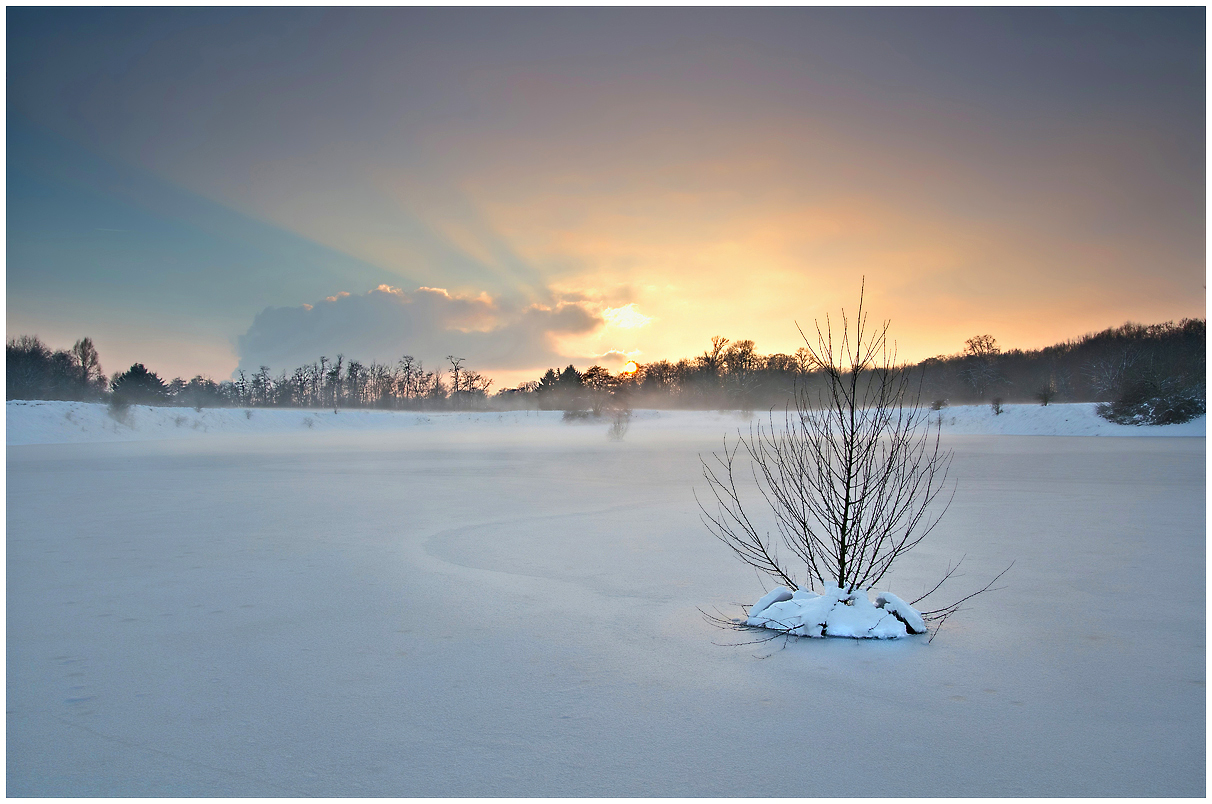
[5,399,1204,446]
[925,401,1204,437]
[5,400,556,446]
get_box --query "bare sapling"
[607,407,632,441]
[697,285,1008,643]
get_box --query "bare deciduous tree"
[697,287,1005,638]
[581,365,615,415]
[960,358,1002,399]
[71,337,105,391]
[698,336,729,377]
[699,288,953,594]
[607,408,631,441]
[964,334,1000,357]
[446,355,465,394]
[960,334,1002,399]
[1083,347,1140,401]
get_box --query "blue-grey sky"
[8,8,1204,386]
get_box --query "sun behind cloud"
[601,304,654,330]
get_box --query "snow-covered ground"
[7,401,1205,795]
[5,399,1206,446]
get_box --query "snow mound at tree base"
[746,586,927,639]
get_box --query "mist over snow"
[236,284,601,375]
[7,401,1205,446]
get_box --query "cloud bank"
[236,285,602,375]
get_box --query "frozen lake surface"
[7,403,1206,795]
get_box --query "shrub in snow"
[1097,377,1205,426]
[606,408,631,441]
[699,284,1008,644]
[107,395,132,425]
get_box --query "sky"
[7,8,1205,388]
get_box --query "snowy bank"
[4,401,568,446]
[926,401,1204,437]
[5,399,1204,446]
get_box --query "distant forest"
[6,319,1206,422]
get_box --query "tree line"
[6,341,495,411]
[915,319,1205,408]
[6,318,1205,422]
[514,319,1205,418]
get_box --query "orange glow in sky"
[6,9,1203,383]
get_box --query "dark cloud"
[236,285,601,374]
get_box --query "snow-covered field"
[7,401,1206,795]
[6,398,1207,446]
